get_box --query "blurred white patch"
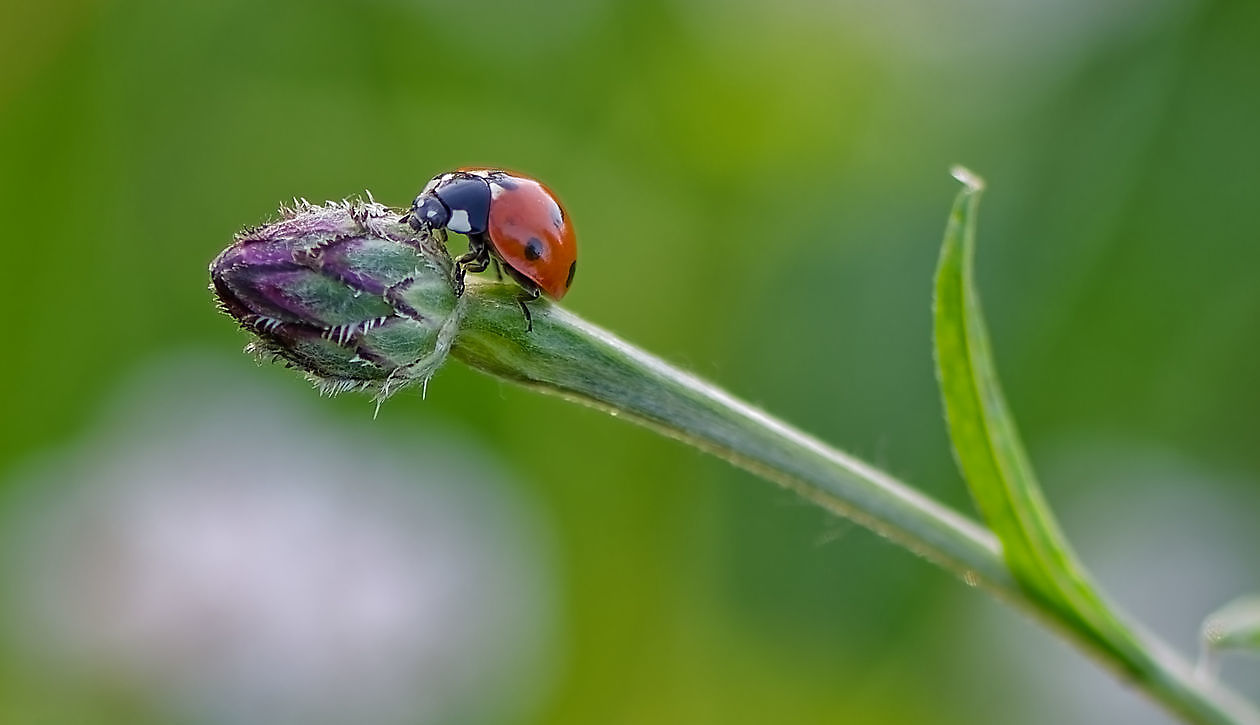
[0,354,560,725]
[947,438,1260,724]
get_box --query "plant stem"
[451,282,1260,725]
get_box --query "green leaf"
[932,167,1129,647]
[1203,596,1260,654]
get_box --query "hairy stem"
[451,282,1260,725]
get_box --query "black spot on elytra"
[565,260,576,288]
[524,237,544,261]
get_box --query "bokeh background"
[1,0,1258,722]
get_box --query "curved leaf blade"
[932,167,1124,636]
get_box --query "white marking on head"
[447,209,472,233]
[466,169,495,178]
[489,182,507,200]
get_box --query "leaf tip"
[950,165,986,192]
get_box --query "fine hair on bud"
[209,197,463,401]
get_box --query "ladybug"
[403,167,576,331]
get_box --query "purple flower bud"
[210,198,460,397]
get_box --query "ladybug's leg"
[459,251,490,273]
[491,258,504,282]
[452,234,491,295]
[515,284,541,333]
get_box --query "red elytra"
[458,167,577,299]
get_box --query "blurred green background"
[1,0,1258,722]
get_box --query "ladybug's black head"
[405,193,449,231]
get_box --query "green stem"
[451,282,1260,725]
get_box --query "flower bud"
[210,198,461,397]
